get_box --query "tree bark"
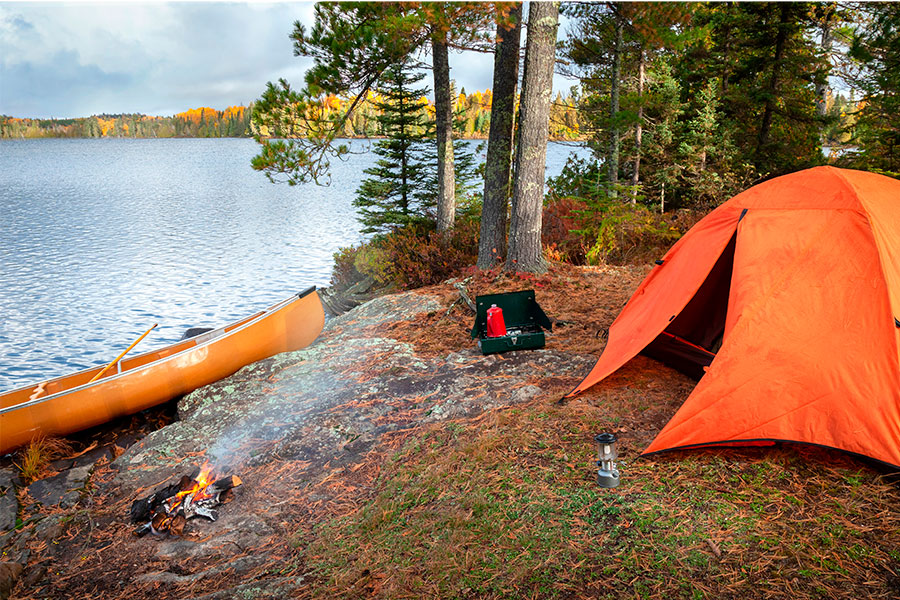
[630,47,645,205]
[816,21,834,118]
[721,22,731,96]
[608,8,624,196]
[505,1,559,274]
[432,34,456,233]
[756,3,790,154]
[477,3,522,270]
[815,4,836,144]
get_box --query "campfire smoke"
[131,463,242,537]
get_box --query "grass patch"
[14,436,73,483]
[299,400,900,599]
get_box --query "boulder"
[0,470,17,533]
[44,289,596,600]
[0,562,23,600]
[26,465,92,508]
[111,292,594,492]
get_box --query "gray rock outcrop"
[11,290,597,599]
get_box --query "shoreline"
[0,133,588,143]
[1,264,896,599]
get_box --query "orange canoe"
[0,287,325,454]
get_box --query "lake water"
[0,137,587,392]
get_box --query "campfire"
[131,463,242,537]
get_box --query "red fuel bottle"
[486,304,507,338]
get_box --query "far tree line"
[250,1,898,274]
[0,107,253,139]
[0,90,581,141]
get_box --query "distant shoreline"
[0,91,585,142]
[0,133,587,143]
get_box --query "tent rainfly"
[567,166,900,469]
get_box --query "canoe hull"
[0,289,325,454]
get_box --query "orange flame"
[176,462,215,501]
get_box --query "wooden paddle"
[88,323,158,384]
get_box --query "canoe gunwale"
[0,289,316,416]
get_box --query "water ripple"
[0,138,584,393]
[0,138,372,392]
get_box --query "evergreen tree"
[561,2,695,199]
[642,59,684,211]
[680,2,827,176]
[251,2,497,215]
[849,2,900,173]
[353,62,433,235]
[677,79,744,208]
[413,83,484,215]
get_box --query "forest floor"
[3,263,899,600]
[291,264,900,599]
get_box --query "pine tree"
[679,2,827,176]
[642,60,684,212]
[477,2,522,269]
[506,1,559,273]
[353,62,433,235]
[678,79,743,208]
[413,83,484,215]
[251,2,497,215]
[849,2,900,173]
[561,2,694,200]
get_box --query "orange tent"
[567,167,900,469]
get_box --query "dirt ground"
[4,262,898,600]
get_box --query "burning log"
[131,464,242,537]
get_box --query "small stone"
[71,446,113,469]
[26,465,91,508]
[0,470,17,533]
[0,562,24,600]
[47,459,74,472]
[18,562,46,590]
[0,470,15,492]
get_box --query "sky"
[0,1,575,119]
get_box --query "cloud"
[7,13,33,33]
[0,2,315,118]
[2,50,133,117]
[0,2,575,119]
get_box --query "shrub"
[375,218,480,289]
[542,195,702,266]
[585,203,684,265]
[332,217,480,291]
[545,155,604,201]
[15,436,72,483]
[542,196,592,264]
[330,245,364,290]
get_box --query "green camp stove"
[471,290,552,355]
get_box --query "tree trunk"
[477,3,522,269]
[432,34,456,233]
[815,5,835,148]
[608,8,624,196]
[505,1,559,274]
[756,3,790,154]
[400,92,408,214]
[721,23,731,96]
[816,21,833,118]
[630,47,645,205]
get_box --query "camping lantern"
[595,433,620,488]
